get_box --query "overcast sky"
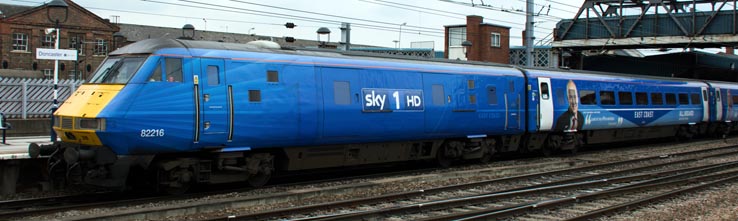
[9,0,588,49]
[6,0,727,54]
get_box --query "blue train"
[30,38,738,192]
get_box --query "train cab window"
[148,62,162,82]
[690,93,701,105]
[636,92,648,105]
[248,90,261,102]
[165,58,183,82]
[333,81,351,105]
[540,82,550,100]
[665,93,677,105]
[678,93,689,105]
[579,90,596,105]
[600,91,615,105]
[148,58,183,83]
[206,66,219,86]
[432,84,445,105]
[651,93,664,105]
[487,86,497,105]
[267,70,279,82]
[618,92,633,105]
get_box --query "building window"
[12,33,28,51]
[491,32,501,47]
[42,69,52,79]
[69,33,85,55]
[94,39,108,55]
[41,30,55,48]
[448,27,466,47]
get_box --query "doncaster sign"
[36,48,78,61]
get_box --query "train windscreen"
[89,56,146,84]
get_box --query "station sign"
[36,48,78,61]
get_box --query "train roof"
[110,39,731,87]
[110,38,523,73]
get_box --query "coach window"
[636,92,648,105]
[733,95,738,105]
[618,91,633,105]
[665,93,677,105]
[540,82,550,100]
[487,86,497,105]
[580,90,596,105]
[651,93,663,105]
[267,70,279,83]
[165,58,183,82]
[207,66,219,86]
[690,93,701,105]
[678,93,689,105]
[600,91,615,105]
[334,81,351,105]
[249,90,261,102]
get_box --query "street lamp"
[461,40,472,61]
[398,22,406,48]
[47,0,68,142]
[316,27,331,48]
[181,24,195,40]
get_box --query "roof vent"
[246,40,280,49]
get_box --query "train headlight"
[76,118,105,131]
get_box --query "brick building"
[444,15,510,64]
[0,0,119,80]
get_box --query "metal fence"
[0,77,84,119]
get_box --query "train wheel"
[436,146,453,168]
[542,135,561,157]
[157,167,193,195]
[246,154,274,187]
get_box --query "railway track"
[30,144,734,221]
[219,149,738,221]
[0,163,441,219]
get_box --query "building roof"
[444,23,511,29]
[0,3,32,18]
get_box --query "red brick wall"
[0,0,118,79]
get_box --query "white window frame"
[94,39,108,56]
[491,32,501,47]
[69,34,85,55]
[41,30,55,48]
[12,33,29,52]
[42,69,52,79]
[448,27,467,47]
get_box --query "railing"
[0,78,84,119]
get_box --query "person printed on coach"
[555,80,584,132]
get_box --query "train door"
[198,58,229,143]
[320,67,361,137]
[701,87,709,122]
[716,88,723,121]
[505,79,520,130]
[538,77,554,131]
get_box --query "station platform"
[0,136,54,160]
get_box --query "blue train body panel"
[525,69,707,133]
[97,45,527,155]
